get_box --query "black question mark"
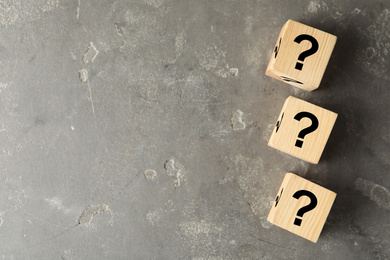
[275,112,284,133]
[293,112,319,148]
[274,188,284,207]
[280,76,303,85]
[294,34,319,71]
[274,37,282,58]
[292,190,318,226]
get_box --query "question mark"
[292,190,318,226]
[275,112,284,133]
[293,112,319,148]
[274,37,282,58]
[274,188,284,207]
[280,76,303,85]
[294,34,319,71]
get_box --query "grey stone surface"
[0,0,389,259]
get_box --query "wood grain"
[266,20,337,91]
[268,173,337,243]
[268,96,337,164]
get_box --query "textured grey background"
[0,0,389,259]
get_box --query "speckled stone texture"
[0,0,389,259]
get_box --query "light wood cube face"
[267,173,336,243]
[268,96,337,164]
[266,20,337,91]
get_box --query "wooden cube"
[268,96,337,164]
[265,20,337,91]
[267,173,336,243]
